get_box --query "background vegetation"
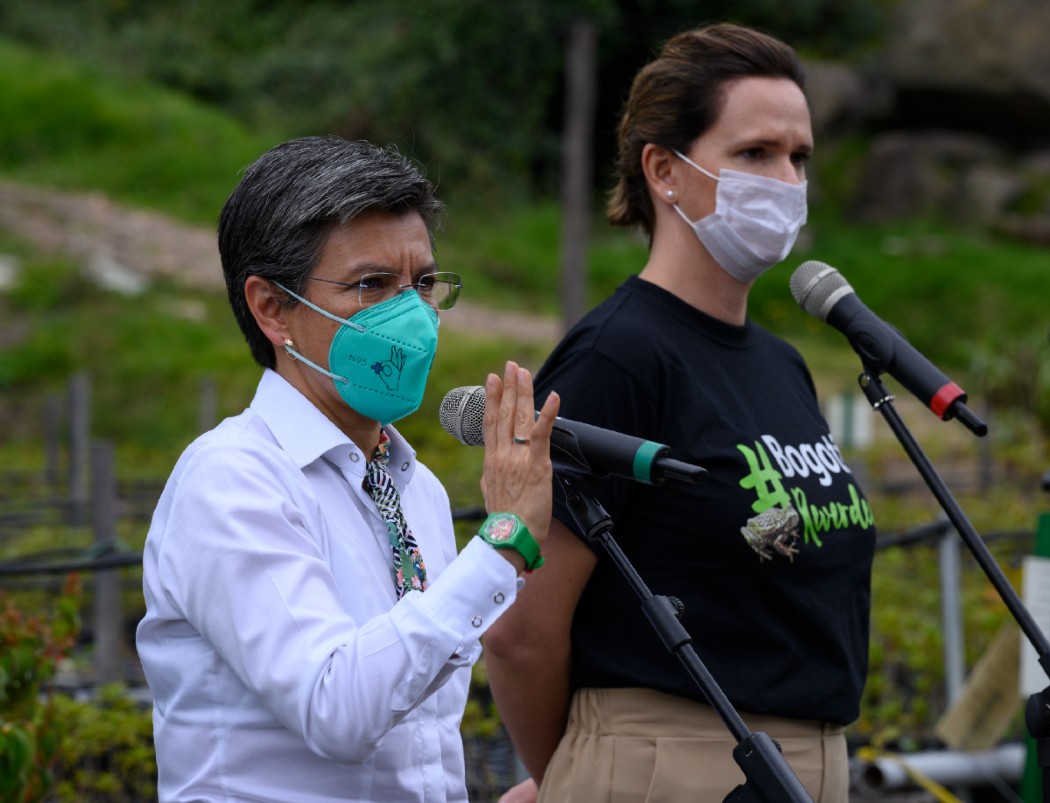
[1,1,1048,798]
[0,0,890,199]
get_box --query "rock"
[881,0,1050,144]
[886,0,1050,97]
[848,131,1003,222]
[1020,150,1050,178]
[0,253,18,291]
[85,253,150,296]
[994,214,1050,246]
[961,165,1027,222]
[804,60,872,137]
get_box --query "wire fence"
[2,373,1048,801]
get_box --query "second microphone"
[439,385,707,485]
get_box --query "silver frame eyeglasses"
[306,271,463,310]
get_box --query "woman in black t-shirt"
[484,22,876,803]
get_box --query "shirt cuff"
[402,536,519,648]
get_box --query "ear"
[641,143,679,205]
[244,275,290,347]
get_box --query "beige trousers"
[537,688,848,803]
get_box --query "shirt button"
[349,452,360,463]
[401,461,410,472]
[493,592,505,604]
[471,616,483,628]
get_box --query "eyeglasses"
[306,272,463,310]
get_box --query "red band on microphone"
[930,382,965,419]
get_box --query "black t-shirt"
[534,275,876,725]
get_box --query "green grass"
[442,198,1050,376]
[0,37,284,225]
[0,242,556,504]
[2,32,1046,377]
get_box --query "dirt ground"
[0,179,563,344]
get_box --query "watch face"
[484,515,518,543]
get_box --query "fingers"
[483,360,522,449]
[502,361,524,444]
[529,388,560,460]
[534,384,560,434]
[484,360,558,446]
[482,371,501,449]
[513,364,536,442]
[478,361,557,542]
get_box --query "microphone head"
[789,260,854,321]
[439,385,486,446]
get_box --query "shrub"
[49,686,156,803]
[0,575,80,802]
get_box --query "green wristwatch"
[477,512,544,570]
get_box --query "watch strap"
[477,512,544,570]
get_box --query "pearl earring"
[666,190,675,200]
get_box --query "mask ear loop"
[281,338,348,385]
[669,149,720,227]
[671,202,699,228]
[272,281,356,384]
[273,281,368,333]
[672,149,721,182]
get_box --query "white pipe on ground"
[855,743,1026,792]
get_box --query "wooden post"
[43,392,62,488]
[91,439,123,684]
[977,401,993,492]
[559,17,597,332]
[199,376,218,433]
[68,372,90,525]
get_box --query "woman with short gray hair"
[137,136,561,802]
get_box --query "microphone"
[790,260,987,436]
[439,385,707,485]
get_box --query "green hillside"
[0,37,283,224]
[2,35,1048,452]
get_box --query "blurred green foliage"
[0,38,281,225]
[3,30,1045,389]
[0,0,891,197]
[0,576,80,801]
[858,542,1025,746]
[0,577,157,802]
[49,685,156,803]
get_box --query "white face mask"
[671,149,808,283]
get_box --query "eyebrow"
[744,138,814,154]
[336,261,442,281]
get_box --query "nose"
[773,158,804,185]
[785,155,806,184]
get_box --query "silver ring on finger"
[513,436,530,445]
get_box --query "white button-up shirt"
[136,369,519,802]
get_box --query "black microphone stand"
[856,370,1050,803]
[555,471,813,803]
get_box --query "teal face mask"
[275,283,439,426]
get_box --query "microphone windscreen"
[439,385,487,446]
[789,260,853,321]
